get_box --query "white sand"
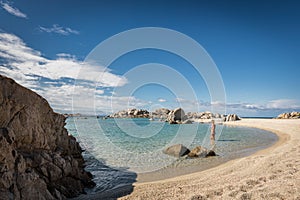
[120,119,300,200]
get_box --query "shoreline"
[137,125,278,183]
[119,118,300,199]
[134,118,285,185]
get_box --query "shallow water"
[66,117,278,194]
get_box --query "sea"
[65,117,278,195]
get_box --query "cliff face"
[0,75,94,199]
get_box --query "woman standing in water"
[210,120,216,150]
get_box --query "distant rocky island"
[276,111,300,119]
[0,75,94,199]
[107,108,241,123]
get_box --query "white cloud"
[266,99,300,109]
[0,33,44,63]
[56,53,77,60]
[1,1,27,18]
[0,32,129,113]
[39,24,79,35]
[157,98,166,102]
[171,98,300,117]
[0,32,127,86]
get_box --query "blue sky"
[0,0,299,117]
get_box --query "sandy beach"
[119,119,300,200]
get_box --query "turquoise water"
[66,117,278,193]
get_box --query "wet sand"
[119,119,300,199]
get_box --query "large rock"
[163,144,190,157]
[188,146,216,158]
[0,75,94,199]
[188,146,208,157]
[276,112,300,119]
[167,108,187,124]
[224,114,241,121]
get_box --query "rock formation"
[224,114,241,121]
[188,146,216,158]
[163,144,190,157]
[108,108,149,118]
[186,111,225,120]
[151,108,170,120]
[0,75,94,199]
[188,146,208,157]
[167,108,188,124]
[276,112,300,119]
[163,144,216,158]
[107,107,241,123]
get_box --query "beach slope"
[120,119,300,200]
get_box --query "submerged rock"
[188,146,208,157]
[163,144,190,157]
[0,75,94,199]
[188,146,217,158]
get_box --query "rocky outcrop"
[163,144,190,157]
[186,111,225,120]
[0,75,94,199]
[107,108,241,123]
[276,112,300,119]
[167,108,188,124]
[108,108,149,118]
[188,146,208,157]
[224,114,241,121]
[188,146,216,158]
[151,108,170,120]
[163,145,216,158]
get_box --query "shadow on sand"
[72,153,137,200]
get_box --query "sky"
[0,0,299,117]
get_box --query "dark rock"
[205,150,217,157]
[0,75,95,199]
[163,144,190,157]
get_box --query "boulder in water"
[188,146,217,158]
[188,146,208,157]
[206,150,217,157]
[163,144,190,157]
